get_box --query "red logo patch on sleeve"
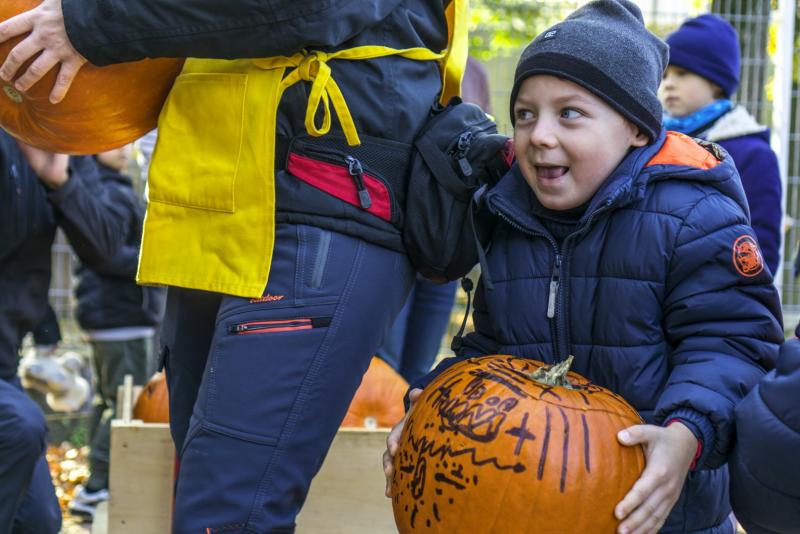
[732,235,764,277]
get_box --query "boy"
[384,2,783,533]
[69,145,166,520]
[661,14,782,275]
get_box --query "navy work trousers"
[161,224,414,533]
[0,377,61,534]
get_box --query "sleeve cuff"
[665,408,716,470]
[46,171,79,204]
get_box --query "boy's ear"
[632,128,649,147]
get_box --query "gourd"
[133,371,170,423]
[0,0,183,154]
[342,357,408,429]
[391,355,645,533]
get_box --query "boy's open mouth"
[536,166,569,180]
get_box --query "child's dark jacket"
[729,324,800,534]
[414,131,783,534]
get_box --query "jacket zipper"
[493,210,563,357]
[228,316,332,335]
[291,143,395,212]
[453,131,474,176]
[492,197,616,360]
[448,124,496,177]
[553,200,615,358]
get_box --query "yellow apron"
[138,0,467,297]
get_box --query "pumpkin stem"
[530,355,575,389]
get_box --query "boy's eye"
[515,109,534,122]
[560,108,582,119]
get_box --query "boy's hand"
[0,0,87,104]
[615,422,698,534]
[383,388,422,498]
[17,141,68,189]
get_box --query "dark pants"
[376,275,457,384]
[161,224,414,533]
[87,337,154,491]
[0,377,61,534]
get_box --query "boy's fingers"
[617,424,656,446]
[615,468,658,520]
[383,449,394,498]
[617,491,670,534]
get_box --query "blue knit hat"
[666,14,740,98]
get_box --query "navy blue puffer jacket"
[729,324,800,534]
[416,131,783,533]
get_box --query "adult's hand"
[17,140,69,189]
[0,0,87,104]
[383,388,423,498]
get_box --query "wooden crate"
[105,421,174,534]
[297,429,395,533]
[99,424,395,533]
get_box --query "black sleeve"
[62,0,404,65]
[47,157,129,266]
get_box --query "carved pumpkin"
[341,357,408,429]
[0,0,184,154]
[391,355,645,533]
[133,371,170,423]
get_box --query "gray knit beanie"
[509,0,669,141]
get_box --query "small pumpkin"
[341,357,408,429]
[391,355,645,533]
[133,371,170,423]
[0,0,184,154]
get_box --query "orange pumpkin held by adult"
[0,0,184,154]
[391,355,646,533]
[133,371,170,424]
[341,356,408,429]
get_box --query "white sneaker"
[68,486,109,521]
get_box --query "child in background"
[384,2,783,533]
[661,14,782,275]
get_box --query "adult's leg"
[397,276,457,383]
[159,287,222,452]
[172,224,414,533]
[374,284,414,371]
[0,377,60,534]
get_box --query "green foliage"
[468,1,575,59]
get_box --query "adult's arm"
[0,0,405,101]
[47,156,128,266]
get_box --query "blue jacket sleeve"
[47,157,129,267]
[732,139,782,276]
[62,0,405,65]
[660,190,783,469]
[729,335,800,534]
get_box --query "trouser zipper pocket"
[228,316,332,335]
